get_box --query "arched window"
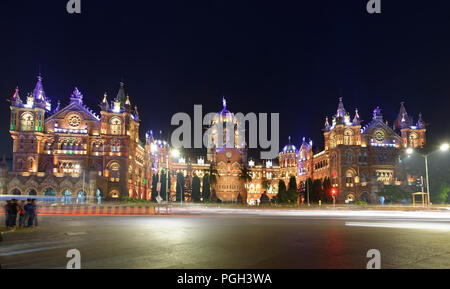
[110,117,122,135]
[409,133,418,148]
[344,130,353,145]
[345,150,354,163]
[346,170,355,187]
[109,162,120,182]
[21,112,34,131]
[329,133,336,149]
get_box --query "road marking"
[65,232,88,236]
[0,245,71,257]
[345,222,450,230]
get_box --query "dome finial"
[222,97,227,110]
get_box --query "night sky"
[1,0,450,159]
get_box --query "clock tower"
[209,99,247,202]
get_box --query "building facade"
[7,76,150,200]
[3,76,426,204]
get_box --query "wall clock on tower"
[226,152,232,159]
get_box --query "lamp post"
[406,143,449,206]
[171,149,184,205]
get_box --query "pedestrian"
[8,199,18,229]
[24,199,32,227]
[4,200,10,228]
[18,200,26,228]
[31,199,38,227]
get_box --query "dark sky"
[1,0,450,158]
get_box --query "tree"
[151,174,159,202]
[176,172,185,202]
[202,174,211,202]
[310,179,323,203]
[276,179,287,203]
[159,170,171,202]
[203,163,219,201]
[322,177,332,203]
[239,166,252,183]
[287,176,299,203]
[191,175,201,202]
[304,178,313,204]
[380,185,410,203]
[236,193,243,203]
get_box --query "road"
[2,209,450,269]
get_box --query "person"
[18,200,26,228]
[260,191,270,205]
[4,200,10,228]
[31,199,38,227]
[7,199,18,229]
[24,199,33,228]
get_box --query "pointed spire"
[54,100,61,113]
[116,81,126,104]
[32,75,46,101]
[125,95,131,106]
[324,116,331,131]
[12,86,19,99]
[337,97,346,118]
[222,97,227,110]
[102,92,108,104]
[417,113,425,128]
[394,101,412,131]
[353,108,361,125]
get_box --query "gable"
[45,102,100,123]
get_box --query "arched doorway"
[62,190,73,204]
[10,188,22,196]
[110,190,120,199]
[43,188,57,203]
[360,192,370,203]
[96,188,103,204]
[27,189,37,196]
[76,190,87,204]
[345,194,356,204]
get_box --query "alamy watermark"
[170,105,279,159]
[67,0,81,14]
[367,0,381,14]
[66,249,81,269]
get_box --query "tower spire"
[32,74,46,101]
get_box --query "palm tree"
[238,165,252,204]
[239,165,252,183]
[205,163,219,200]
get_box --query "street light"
[406,143,449,206]
[171,149,180,158]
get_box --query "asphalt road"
[2,211,450,269]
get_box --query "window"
[21,112,34,131]
[109,162,120,182]
[344,130,353,145]
[345,150,354,163]
[110,117,122,135]
[409,133,418,148]
[329,133,336,149]
[346,170,355,187]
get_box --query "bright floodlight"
[441,143,450,152]
[406,148,414,155]
[171,149,180,158]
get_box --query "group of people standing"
[3,199,38,229]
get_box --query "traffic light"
[331,188,337,196]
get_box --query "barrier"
[0,205,157,216]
